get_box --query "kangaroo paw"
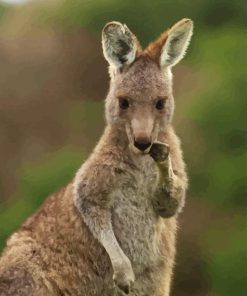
[113,257,135,294]
[149,142,170,163]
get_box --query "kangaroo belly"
[111,181,176,296]
[111,184,163,275]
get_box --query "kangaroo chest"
[111,157,164,274]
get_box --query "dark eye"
[119,97,129,110]
[155,99,165,110]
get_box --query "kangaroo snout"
[134,137,152,152]
[130,116,154,153]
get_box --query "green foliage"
[0,148,85,251]
[187,28,247,211]
[0,4,8,22]
[202,216,247,296]
[38,0,246,44]
[183,28,247,295]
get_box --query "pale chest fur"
[111,155,165,275]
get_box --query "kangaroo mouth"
[126,125,153,155]
[128,143,152,155]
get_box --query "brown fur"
[0,19,193,296]
[144,30,169,64]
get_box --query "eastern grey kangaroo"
[0,18,193,296]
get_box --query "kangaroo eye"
[119,97,130,110]
[155,99,165,110]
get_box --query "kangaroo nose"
[134,139,152,152]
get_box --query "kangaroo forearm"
[74,196,135,291]
[74,197,123,261]
[153,156,187,218]
[156,156,173,184]
[72,150,134,273]
[153,176,186,217]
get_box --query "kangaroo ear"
[146,19,193,68]
[102,21,140,68]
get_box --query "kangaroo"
[0,19,193,296]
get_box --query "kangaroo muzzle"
[131,116,154,153]
[134,136,152,152]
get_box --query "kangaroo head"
[102,19,193,154]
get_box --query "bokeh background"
[0,0,246,295]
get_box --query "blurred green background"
[0,0,246,295]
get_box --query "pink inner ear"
[144,29,169,64]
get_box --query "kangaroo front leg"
[150,142,185,218]
[102,226,135,294]
[74,198,135,294]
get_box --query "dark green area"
[39,0,246,44]
[187,28,247,211]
